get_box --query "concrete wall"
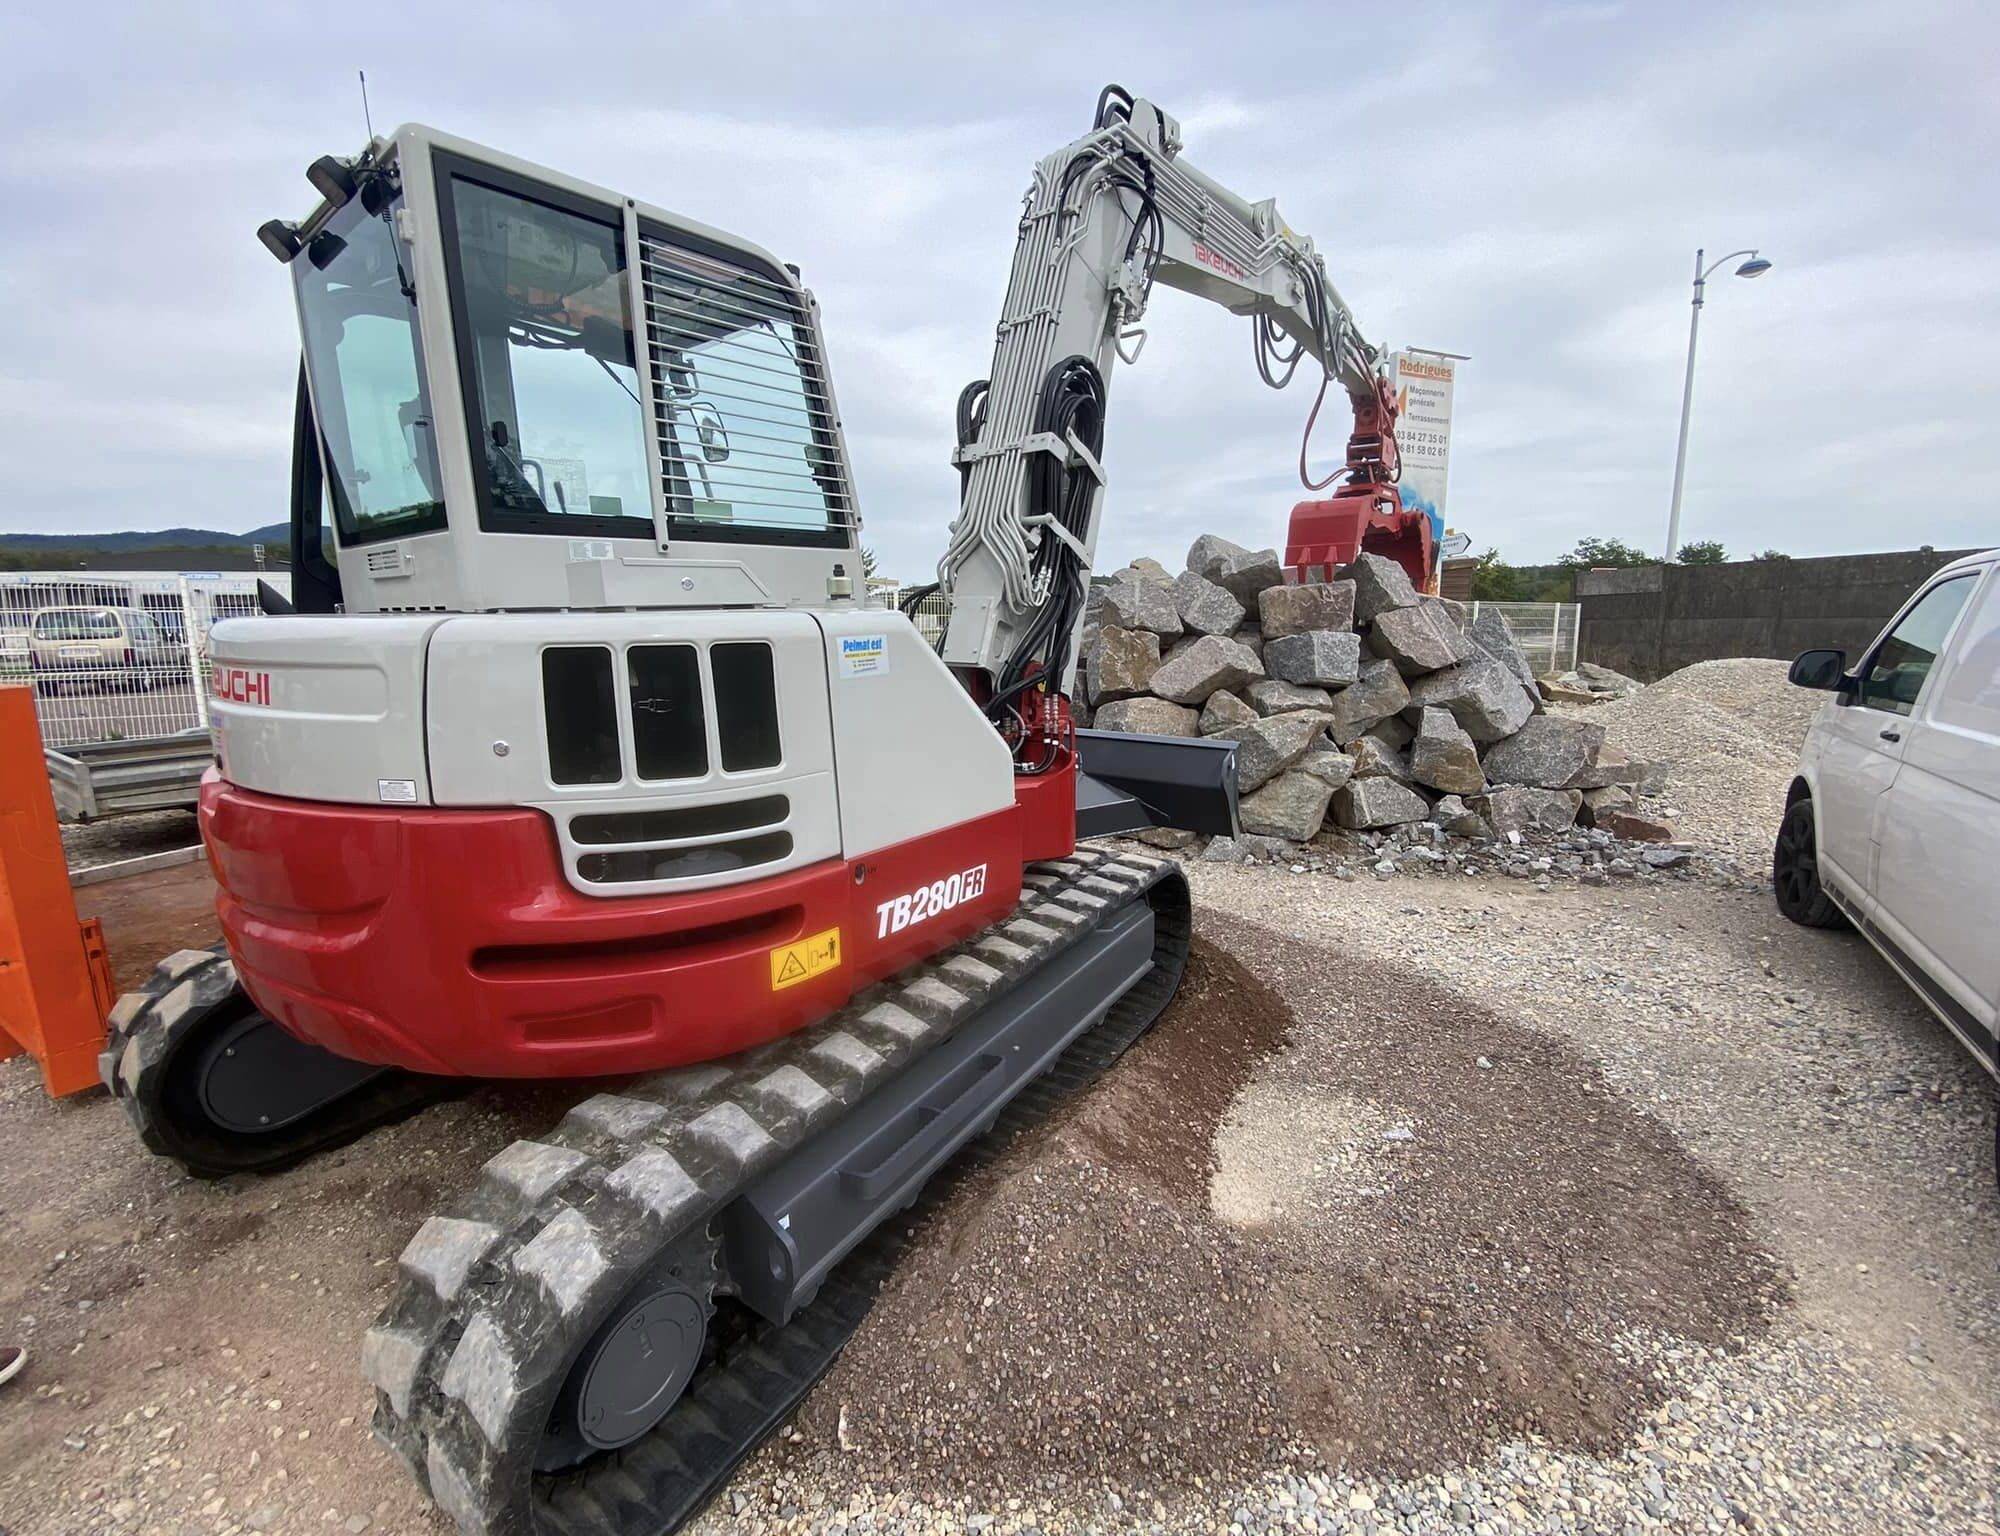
[1575,548,1987,681]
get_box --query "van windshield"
[294,179,447,544]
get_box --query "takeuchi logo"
[212,666,271,706]
[1191,242,1247,281]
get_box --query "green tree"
[1555,536,1655,570]
[860,546,880,578]
[1751,548,1790,562]
[1676,539,1728,565]
[1468,548,1526,602]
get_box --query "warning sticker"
[837,634,889,677]
[770,926,842,991]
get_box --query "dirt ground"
[73,861,219,992]
[2,860,1996,1536]
[802,926,1782,1496]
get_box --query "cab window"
[1858,574,1977,715]
[1927,569,2000,738]
[439,164,653,537]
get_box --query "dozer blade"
[366,847,1190,1536]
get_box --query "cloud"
[2,0,1996,575]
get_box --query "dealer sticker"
[838,633,889,677]
[770,926,842,991]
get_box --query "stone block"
[1405,657,1535,742]
[1326,658,1410,744]
[1217,710,1331,793]
[1342,550,1421,623]
[1408,707,1486,796]
[1086,625,1160,705]
[1218,547,1287,604]
[1092,697,1199,736]
[1239,769,1337,842]
[1372,600,1474,676]
[1472,786,1582,835]
[1171,570,1247,637]
[1187,533,1250,584]
[1198,689,1259,735]
[1246,679,1335,716]
[1331,777,1433,830]
[1257,580,1356,640]
[1480,715,1606,788]
[1100,571,1183,637]
[1149,634,1264,704]
[1264,630,1362,688]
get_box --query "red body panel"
[199,773,1025,1078]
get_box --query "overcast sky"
[3,1,1995,578]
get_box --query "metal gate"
[1467,600,1579,678]
[1,572,286,749]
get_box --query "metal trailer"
[43,727,215,821]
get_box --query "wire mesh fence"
[902,590,952,644]
[2,572,286,750]
[1468,600,1580,678]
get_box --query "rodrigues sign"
[1390,350,1457,544]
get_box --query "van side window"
[1858,574,1977,716]
[1927,570,2000,736]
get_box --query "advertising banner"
[1390,350,1457,540]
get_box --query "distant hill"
[0,524,287,552]
[0,525,289,573]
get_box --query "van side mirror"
[1788,648,1849,691]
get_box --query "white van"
[1776,549,1999,1174]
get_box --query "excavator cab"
[263,126,863,618]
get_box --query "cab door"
[1871,564,2000,1063]
[1812,573,1978,902]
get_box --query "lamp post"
[1665,247,1771,562]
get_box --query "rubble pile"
[1542,660,1646,703]
[1078,536,1691,875]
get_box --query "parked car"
[28,605,181,690]
[1776,549,2000,1176]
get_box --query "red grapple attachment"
[1284,371,1436,593]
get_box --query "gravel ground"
[1548,658,1822,872]
[709,871,1998,1536]
[59,809,202,872]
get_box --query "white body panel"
[815,610,1014,858]
[212,607,1012,899]
[210,615,443,805]
[1794,551,2000,1075]
[425,610,840,897]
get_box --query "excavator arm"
[933,87,1401,747]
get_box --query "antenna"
[358,70,376,143]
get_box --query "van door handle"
[1879,728,1901,742]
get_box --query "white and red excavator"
[100,87,1407,1536]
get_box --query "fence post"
[179,576,209,728]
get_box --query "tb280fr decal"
[876,863,989,939]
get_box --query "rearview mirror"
[1788,648,1848,691]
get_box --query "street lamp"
[1664,246,1771,562]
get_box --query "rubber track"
[366,848,1188,1536]
[100,945,446,1178]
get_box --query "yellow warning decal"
[770,926,842,991]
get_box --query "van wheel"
[1774,797,1845,929]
